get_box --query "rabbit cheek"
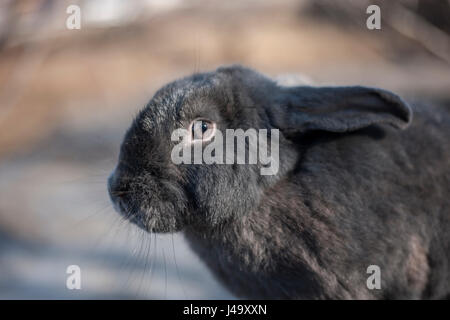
[189,165,261,227]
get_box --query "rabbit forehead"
[140,73,224,131]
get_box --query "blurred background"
[0,0,449,299]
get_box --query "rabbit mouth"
[108,191,147,230]
[108,171,186,233]
[110,191,184,233]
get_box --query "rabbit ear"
[269,86,413,135]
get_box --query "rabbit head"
[108,65,412,233]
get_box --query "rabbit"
[108,65,450,299]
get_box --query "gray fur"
[108,65,450,299]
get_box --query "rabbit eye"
[190,119,215,142]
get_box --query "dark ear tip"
[392,99,413,129]
[375,89,413,129]
[398,104,413,129]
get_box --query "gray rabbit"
[108,65,450,299]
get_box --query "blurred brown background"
[0,0,449,299]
